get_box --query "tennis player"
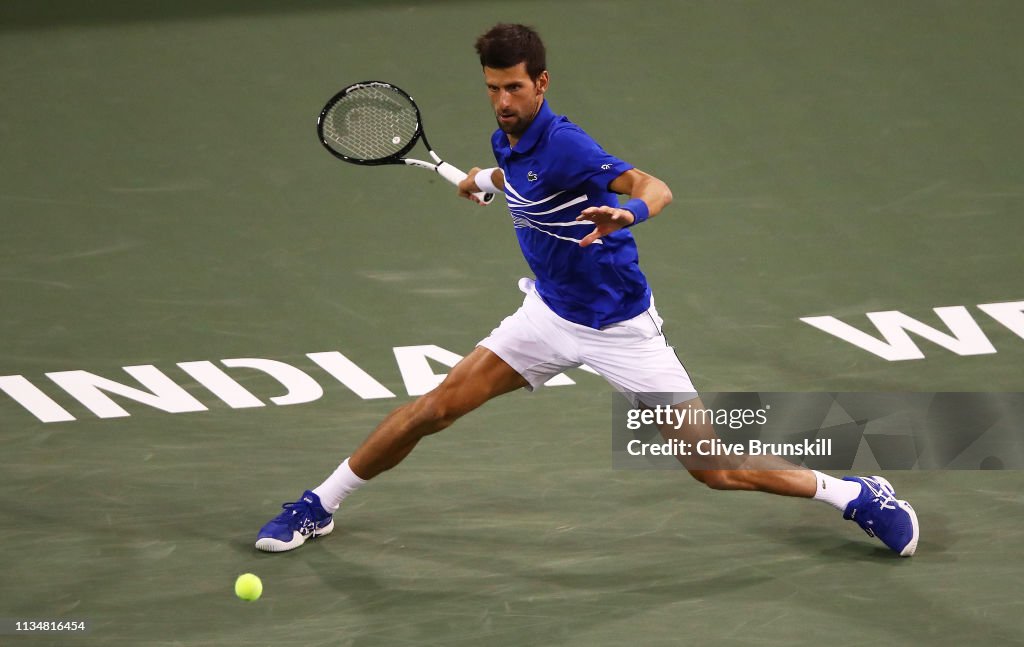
[256,23,918,557]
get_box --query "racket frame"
[316,81,494,204]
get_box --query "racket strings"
[322,86,418,161]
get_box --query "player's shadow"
[300,513,1007,647]
[302,533,780,646]
[752,508,953,562]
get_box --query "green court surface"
[2,1,1023,645]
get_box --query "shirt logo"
[601,164,612,170]
[527,170,539,182]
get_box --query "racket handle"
[436,162,495,205]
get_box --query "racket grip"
[436,162,494,205]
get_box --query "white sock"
[812,471,862,512]
[312,458,367,513]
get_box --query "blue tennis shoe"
[255,490,334,552]
[842,476,919,556]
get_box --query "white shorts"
[477,279,696,408]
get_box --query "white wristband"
[474,167,502,194]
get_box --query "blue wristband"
[622,198,650,227]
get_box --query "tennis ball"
[234,573,263,601]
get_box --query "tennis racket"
[317,81,494,205]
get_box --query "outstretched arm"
[576,168,672,247]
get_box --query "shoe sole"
[254,519,335,553]
[872,476,919,557]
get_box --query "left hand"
[576,206,635,247]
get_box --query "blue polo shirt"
[492,99,651,329]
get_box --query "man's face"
[484,62,548,140]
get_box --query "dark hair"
[474,23,547,80]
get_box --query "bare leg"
[349,346,529,479]
[660,397,816,497]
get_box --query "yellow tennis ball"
[234,573,263,601]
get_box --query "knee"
[408,390,465,435]
[689,469,744,491]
